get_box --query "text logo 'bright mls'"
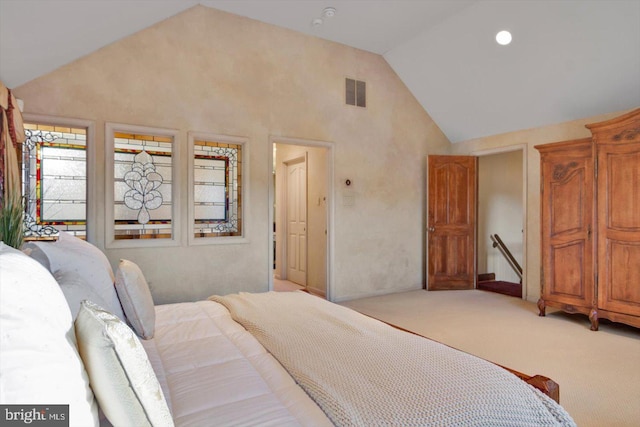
[1,405,69,426]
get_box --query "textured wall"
[15,6,449,303]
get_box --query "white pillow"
[75,300,173,427]
[23,232,126,321]
[115,259,156,339]
[55,270,113,320]
[0,242,98,427]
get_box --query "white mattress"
[141,300,332,427]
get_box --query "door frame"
[472,144,528,299]
[268,136,334,301]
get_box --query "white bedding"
[212,291,577,427]
[141,300,332,427]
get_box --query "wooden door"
[537,139,595,318]
[595,131,640,318]
[286,156,307,286]
[427,155,477,290]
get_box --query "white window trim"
[187,131,249,246]
[105,122,181,249]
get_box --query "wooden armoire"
[536,108,640,331]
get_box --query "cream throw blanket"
[210,292,575,427]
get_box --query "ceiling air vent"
[346,78,366,108]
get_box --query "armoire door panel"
[536,138,594,320]
[550,241,586,300]
[605,151,640,230]
[599,240,640,315]
[588,108,640,328]
[549,170,586,236]
[596,120,640,321]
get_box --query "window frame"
[105,122,181,249]
[187,131,249,246]
[22,114,95,242]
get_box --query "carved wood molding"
[552,161,578,180]
[612,127,640,141]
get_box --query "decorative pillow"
[0,242,98,427]
[115,259,156,339]
[74,300,173,427]
[23,232,126,321]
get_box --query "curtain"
[1,80,26,247]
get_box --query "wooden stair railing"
[490,234,522,281]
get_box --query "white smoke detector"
[323,7,337,18]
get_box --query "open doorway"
[269,137,332,299]
[475,147,526,298]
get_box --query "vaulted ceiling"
[1,0,638,142]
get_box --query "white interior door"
[286,156,307,286]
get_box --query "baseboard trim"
[334,285,422,303]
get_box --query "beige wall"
[15,6,450,303]
[451,109,632,301]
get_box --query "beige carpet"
[342,289,640,427]
[273,277,305,292]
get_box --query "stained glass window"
[193,139,242,238]
[113,131,173,240]
[22,123,87,238]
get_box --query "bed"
[0,233,577,426]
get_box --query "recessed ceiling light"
[496,30,512,46]
[312,18,324,27]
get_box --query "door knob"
[428,226,435,232]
